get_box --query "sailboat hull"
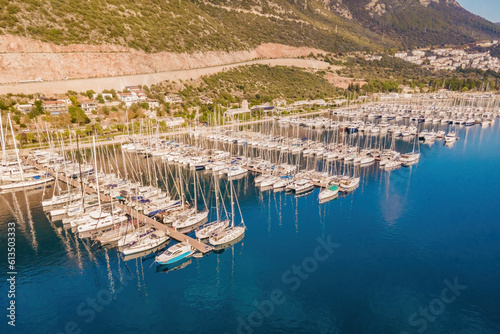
[0,176,54,191]
[209,226,245,246]
[156,250,193,265]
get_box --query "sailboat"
[42,189,82,210]
[318,184,339,203]
[171,165,208,232]
[49,195,99,219]
[400,126,421,167]
[95,216,139,245]
[0,114,53,191]
[121,229,169,256]
[338,176,360,192]
[72,137,127,237]
[444,130,458,143]
[209,178,245,246]
[196,172,229,239]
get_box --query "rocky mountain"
[0,0,498,53]
[327,0,500,47]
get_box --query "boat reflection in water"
[212,232,245,253]
[294,188,314,198]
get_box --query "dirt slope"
[0,35,327,85]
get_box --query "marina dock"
[24,158,213,254]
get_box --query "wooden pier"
[26,158,212,254]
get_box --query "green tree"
[85,90,96,99]
[70,95,79,106]
[85,125,94,135]
[28,100,44,119]
[68,106,90,125]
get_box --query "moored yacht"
[208,178,245,246]
[122,229,169,256]
[195,219,229,240]
[400,153,420,166]
[318,185,339,203]
[155,241,195,265]
[444,131,458,143]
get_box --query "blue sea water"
[1,122,500,334]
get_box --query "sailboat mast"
[76,135,85,203]
[214,171,220,222]
[92,136,102,211]
[0,115,6,166]
[194,167,197,210]
[8,114,24,181]
[178,163,185,208]
[230,178,234,227]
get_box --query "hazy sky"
[458,0,500,23]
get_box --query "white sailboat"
[227,165,248,179]
[196,173,229,239]
[400,129,421,167]
[96,220,138,245]
[0,114,53,191]
[74,137,127,238]
[286,178,314,194]
[209,178,245,246]
[318,184,339,203]
[444,131,458,143]
[49,195,99,219]
[122,229,169,256]
[171,165,208,232]
[42,190,82,210]
[338,176,360,192]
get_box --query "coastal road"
[0,58,333,95]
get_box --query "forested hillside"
[0,0,498,53]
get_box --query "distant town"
[392,42,500,72]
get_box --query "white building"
[118,93,138,107]
[16,104,33,113]
[164,117,185,127]
[147,99,160,109]
[81,102,98,114]
[164,94,183,104]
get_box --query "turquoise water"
[1,123,500,334]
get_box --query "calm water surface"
[1,122,500,334]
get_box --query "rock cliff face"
[0,35,325,84]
